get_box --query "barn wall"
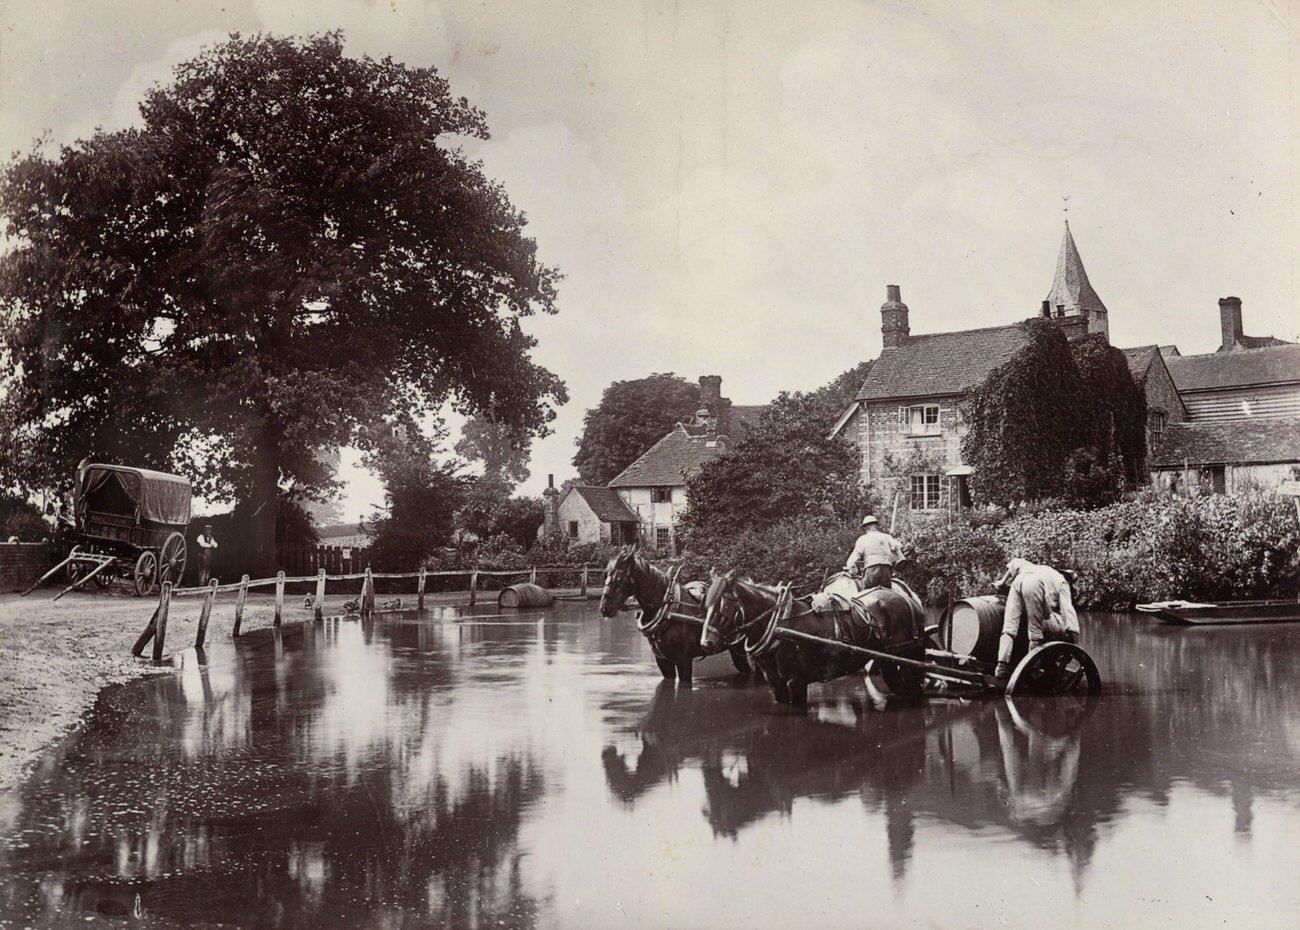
[1182,384,1300,422]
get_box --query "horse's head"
[701,568,744,651]
[599,546,639,618]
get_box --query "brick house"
[606,376,766,553]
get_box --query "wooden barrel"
[938,595,1007,663]
[498,583,555,608]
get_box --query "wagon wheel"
[65,545,84,585]
[1005,642,1101,697]
[158,532,187,587]
[93,561,116,589]
[134,551,159,597]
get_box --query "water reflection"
[0,607,1297,929]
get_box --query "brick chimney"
[881,285,910,348]
[698,375,722,407]
[542,474,560,535]
[1219,297,1243,351]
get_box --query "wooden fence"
[130,562,611,662]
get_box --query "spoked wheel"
[134,551,158,597]
[1006,642,1102,696]
[158,532,187,587]
[93,562,116,589]
[65,546,84,586]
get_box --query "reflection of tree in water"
[0,621,552,929]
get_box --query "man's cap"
[861,515,879,527]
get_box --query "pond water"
[1,603,1298,929]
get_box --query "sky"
[2,0,1296,520]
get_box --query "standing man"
[196,524,219,586]
[993,558,1080,684]
[844,515,905,589]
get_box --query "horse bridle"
[637,563,682,635]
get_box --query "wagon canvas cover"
[77,464,192,526]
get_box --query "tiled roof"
[854,323,1030,401]
[1225,334,1291,351]
[568,486,639,522]
[1164,343,1300,392]
[608,425,732,488]
[318,522,369,539]
[1120,345,1159,382]
[1151,419,1300,467]
[1045,222,1108,317]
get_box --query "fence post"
[580,566,588,598]
[131,585,167,656]
[417,566,427,611]
[152,582,172,662]
[529,566,537,585]
[314,569,326,621]
[233,574,249,636]
[274,570,285,627]
[363,566,374,620]
[468,568,478,607]
[195,578,218,648]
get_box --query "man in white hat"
[993,558,1080,684]
[844,515,905,589]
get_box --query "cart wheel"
[1006,642,1101,696]
[66,546,83,585]
[94,564,115,589]
[159,532,187,587]
[134,551,158,597]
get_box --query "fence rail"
[132,562,615,662]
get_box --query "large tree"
[0,33,565,572]
[679,391,872,545]
[572,373,700,484]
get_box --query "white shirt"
[845,529,904,572]
[197,534,218,550]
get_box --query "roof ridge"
[899,321,1027,342]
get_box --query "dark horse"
[702,569,925,705]
[599,547,754,683]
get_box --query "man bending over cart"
[994,558,1080,685]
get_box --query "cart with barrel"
[24,464,193,599]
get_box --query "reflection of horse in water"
[702,569,926,704]
[602,677,1100,881]
[599,548,754,683]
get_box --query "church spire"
[1046,221,1109,339]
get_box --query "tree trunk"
[248,431,280,578]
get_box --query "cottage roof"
[1150,419,1300,467]
[853,322,1030,401]
[1046,221,1108,317]
[566,485,639,522]
[1120,345,1160,382]
[1164,343,1300,392]
[608,425,733,488]
[318,522,369,540]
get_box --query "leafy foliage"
[680,390,875,547]
[454,416,532,489]
[363,424,465,571]
[454,476,544,550]
[0,33,565,571]
[0,493,47,541]
[680,515,859,590]
[572,374,700,484]
[962,321,1145,508]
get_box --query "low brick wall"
[0,542,52,592]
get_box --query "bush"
[681,515,859,590]
[905,521,1009,605]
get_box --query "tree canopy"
[572,373,701,484]
[679,390,872,545]
[0,32,565,571]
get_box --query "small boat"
[1136,599,1300,626]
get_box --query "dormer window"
[900,404,941,436]
[650,487,672,503]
